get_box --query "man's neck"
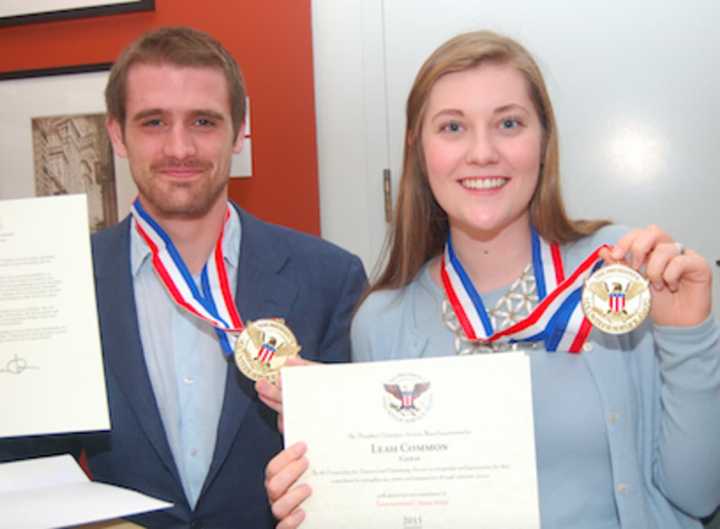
[144,199,229,276]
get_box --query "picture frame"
[0,62,253,229]
[0,0,154,28]
[0,63,136,231]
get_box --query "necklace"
[442,263,541,354]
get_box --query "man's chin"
[141,195,218,220]
[136,180,228,220]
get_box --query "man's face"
[107,63,244,221]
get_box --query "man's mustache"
[151,159,212,171]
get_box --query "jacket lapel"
[92,218,182,486]
[203,207,298,490]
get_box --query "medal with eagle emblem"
[581,264,651,334]
[234,319,301,384]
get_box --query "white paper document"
[0,454,172,528]
[0,194,110,438]
[283,354,541,529]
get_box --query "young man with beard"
[1,27,366,528]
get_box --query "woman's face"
[421,62,543,240]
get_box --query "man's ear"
[232,122,246,154]
[106,117,128,158]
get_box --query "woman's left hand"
[599,224,712,327]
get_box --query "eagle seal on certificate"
[383,373,432,422]
[581,264,651,335]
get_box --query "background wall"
[313,0,720,318]
[0,0,320,235]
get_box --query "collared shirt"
[130,207,241,509]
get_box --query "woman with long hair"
[260,31,720,529]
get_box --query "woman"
[260,31,720,528]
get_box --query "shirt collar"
[130,204,242,277]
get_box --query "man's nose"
[162,125,197,159]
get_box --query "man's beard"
[136,158,228,219]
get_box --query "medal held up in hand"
[131,199,301,384]
[581,263,651,334]
[234,319,301,385]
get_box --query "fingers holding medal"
[586,225,712,330]
[235,319,301,385]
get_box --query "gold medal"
[582,263,651,334]
[233,319,301,384]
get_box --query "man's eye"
[195,118,215,127]
[142,118,163,127]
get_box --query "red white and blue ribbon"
[131,198,243,355]
[441,228,605,353]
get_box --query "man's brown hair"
[105,26,246,140]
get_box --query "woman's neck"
[432,218,534,294]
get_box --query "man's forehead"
[125,61,226,83]
[124,62,231,111]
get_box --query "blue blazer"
[2,205,366,529]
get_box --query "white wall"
[311,0,389,277]
[312,0,720,317]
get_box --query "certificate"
[282,354,540,529]
[0,194,110,438]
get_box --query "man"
[1,27,366,528]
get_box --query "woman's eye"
[500,118,521,129]
[441,121,463,133]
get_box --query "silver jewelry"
[675,242,686,256]
[442,263,541,355]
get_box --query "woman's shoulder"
[351,266,439,360]
[579,223,629,246]
[351,287,408,362]
[355,263,438,321]
[563,224,629,266]
[353,285,412,330]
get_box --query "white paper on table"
[0,194,110,438]
[0,454,172,528]
[283,353,541,529]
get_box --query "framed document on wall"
[0,62,254,231]
[0,0,154,27]
[0,63,132,233]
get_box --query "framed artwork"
[0,63,133,232]
[0,63,253,231]
[0,0,154,27]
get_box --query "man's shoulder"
[90,216,131,268]
[236,205,359,263]
[91,216,131,247]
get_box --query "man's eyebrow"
[130,108,164,122]
[129,109,227,122]
[189,109,226,121]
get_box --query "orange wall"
[0,0,320,235]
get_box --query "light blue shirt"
[130,207,241,509]
[352,225,720,528]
